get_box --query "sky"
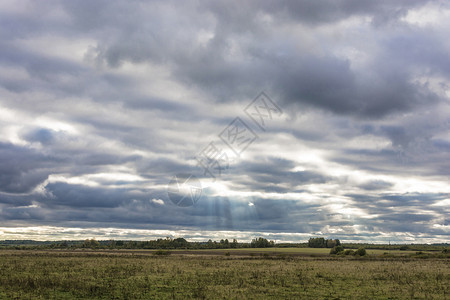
[0,0,449,243]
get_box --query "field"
[205,247,435,256]
[0,249,449,299]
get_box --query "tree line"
[2,238,448,252]
[307,237,341,248]
[0,237,276,250]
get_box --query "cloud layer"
[0,0,449,243]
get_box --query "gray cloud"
[358,180,394,191]
[0,142,54,193]
[0,0,449,243]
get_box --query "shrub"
[354,247,366,256]
[344,249,355,256]
[330,245,344,255]
[224,252,230,256]
[153,250,171,256]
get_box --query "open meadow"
[0,249,448,299]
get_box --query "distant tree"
[251,237,272,248]
[173,238,188,248]
[83,239,100,249]
[309,237,340,248]
[326,239,336,248]
[354,247,366,256]
[308,238,326,248]
[124,241,137,249]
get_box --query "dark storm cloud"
[0,142,54,194]
[168,37,438,118]
[334,136,450,178]
[24,128,56,145]
[256,0,429,26]
[0,192,44,207]
[0,42,85,88]
[230,156,332,193]
[20,127,142,171]
[210,2,442,117]
[1,184,323,233]
[384,28,450,77]
[346,192,448,235]
[2,0,446,118]
[51,0,445,118]
[1,186,446,241]
[277,56,439,117]
[136,157,196,181]
[348,192,449,208]
[0,137,142,196]
[433,139,450,152]
[44,183,130,208]
[358,180,394,191]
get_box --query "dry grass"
[0,250,448,299]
